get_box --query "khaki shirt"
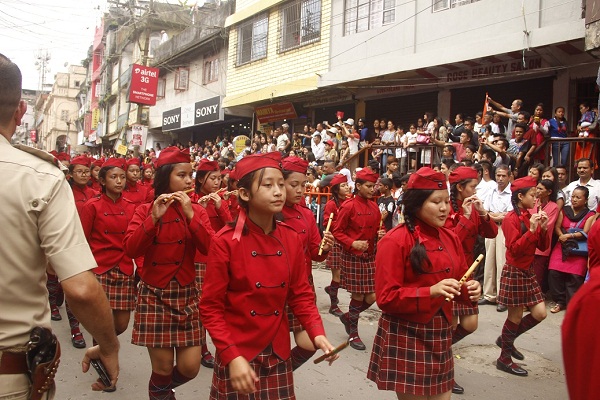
[0,136,96,348]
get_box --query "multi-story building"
[12,89,36,146]
[221,0,598,132]
[40,65,86,154]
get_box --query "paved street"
[53,265,568,399]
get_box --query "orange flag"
[483,92,489,122]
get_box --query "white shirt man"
[563,159,600,211]
[311,134,325,161]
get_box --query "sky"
[0,0,188,91]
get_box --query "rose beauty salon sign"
[128,64,160,106]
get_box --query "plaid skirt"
[132,279,203,348]
[195,262,207,293]
[95,266,136,311]
[341,250,375,294]
[368,313,453,396]
[452,301,479,317]
[210,346,295,400]
[326,242,342,270]
[498,263,544,307]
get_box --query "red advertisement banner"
[129,64,160,106]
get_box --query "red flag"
[483,92,489,122]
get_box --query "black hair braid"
[403,211,433,275]
[449,183,460,213]
[331,184,341,208]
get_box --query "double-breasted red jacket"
[200,219,325,366]
[72,184,98,214]
[281,203,326,278]
[333,195,381,256]
[122,181,148,207]
[445,200,498,264]
[502,209,549,270]
[124,203,213,288]
[375,221,472,323]
[80,194,136,275]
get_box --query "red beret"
[102,157,126,170]
[126,158,141,167]
[407,167,446,190]
[220,168,230,176]
[511,176,537,193]
[92,159,104,168]
[329,174,347,187]
[356,168,378,183]
[142,163,153,171]
[325,140,334,147]
[197,159,219,172]
[70,155,90,167]
[448,166,478,184]
[56,152,71,162]
[155,146,191,168]
[229,168,237,181]
[235,152,282,181]
[282,156,308,174]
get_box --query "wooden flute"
[318,213,335,256]
[197,187,227,203]
[446,254,484,302]
[162,188,195,203]
[313,340,350,364]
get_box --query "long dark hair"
[402,189,434,274]
[153,164,175,199]
[449,178,474,213]
[194,170,211,195]
[331,183,342,208]
[538,179,557,202]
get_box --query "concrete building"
[12,89,36,146]
[40,65,86,154]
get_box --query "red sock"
[499,320,519,363]
[149,371,172,400]
[452,324,472,345]
[171,366,193,389]
[291,346,316,370]
[516,313,541,338]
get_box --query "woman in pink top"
[531,179,559,294]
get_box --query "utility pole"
[35,49,51,149]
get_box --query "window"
[174,67,189,91]
[344,0,395,36]
[74,80,80,88]
[60,110,69,122]
[203,55,220,84]
[237,14,268,65]
[157,78,166,100]
[433,0,480,12]
[148,32,162,58]
[279,0,321,52]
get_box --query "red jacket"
[122,181,148,207]
[444,200,498,264]
[502,209,549,270]
[72,184,98,215]
[281,203,326,277]
[322,198,347,231]
[80,194,136,275]
[124,203,213,288]
[200,218,325,366]
[189,192,232,263]
[333,195,381,256]
[375,220,471,324]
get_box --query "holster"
[26,327,61,400]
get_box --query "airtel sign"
[128,63,160,106]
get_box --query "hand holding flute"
[444,254,484,302]
[318,213,335,256]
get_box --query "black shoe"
[495,336,525,361]
[496,359,528,376]
[497,304,508,312]
[71,332,86,349]
[478,298,496,306]
[102,386,117,393]
[339,313,351,335]
[452,381,464,394]
[51,306,62,321]
[201,351,215,369]
[329,305,344,317]
[349,335,366,351]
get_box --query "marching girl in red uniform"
[142,162,155,186]
[496,176,549,377]
[200,152,338,399]
[89,158,103,191]
[225,170,240,220]
[333,168,384,351]
[445,166,498,395]
[280,156,334,369]
[80,157,137,342]
[123,157,148,207]
[322,173,351,317]
[124,147,214,400]
[190,159,233,369]
[368,167,481,399]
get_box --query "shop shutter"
[365,91,438,130]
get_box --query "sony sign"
[161,97,223,131]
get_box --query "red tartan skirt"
[195,262,207,293]
[498,263,544,307]
[95,266,136,311]
[340,250,375,294]
[210,346,295,400]
[452,301,479,317]
[368,313,453,396]
[326,241,342,270]
[132,279,203,348]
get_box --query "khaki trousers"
[483,226,506,302]
[0,374,52,400]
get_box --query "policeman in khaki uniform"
[0,54,120,398]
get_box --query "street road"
[53,264,568,399]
